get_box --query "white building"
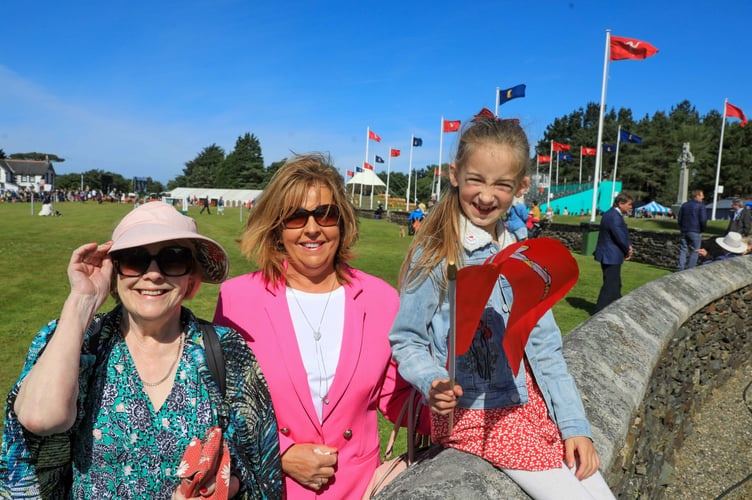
[0,159,56,191]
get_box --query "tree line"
[6,99,748,205]
[536,100,751,204]
[166,133,283,190]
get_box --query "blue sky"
[1,0,750,184]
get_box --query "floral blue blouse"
[0,306,282,499]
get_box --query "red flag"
[453,239,578,376]
[346,170,354,176]
[390,148,401,157]
[726,102,747,127]
[581,147,597,156]
[368,130,381,142]
[363,162,374,170]
[610,36,659,61]
[537,155,551,163]
[552,142,570,152]
[443,120,461,133]
[435,168,439,175]
[474,108,496,120]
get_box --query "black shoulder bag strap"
[198,320,226,398]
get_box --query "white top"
[287,286,345,422]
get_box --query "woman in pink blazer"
[214,154,415,499]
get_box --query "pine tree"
[217,133,265,188]
[182,144,225,187]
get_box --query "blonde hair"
[398,116,530,291]
[240,153,358,286]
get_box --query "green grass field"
[0,202,671,455]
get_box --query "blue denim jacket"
[389,216,592,440]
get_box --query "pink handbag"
[362,389,429,499]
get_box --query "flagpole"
[555,152,560,187]
[386,151,392,213]
[610,125,622,204]
[414,169,418,206]
[591,29,611,222]
[438,116,444,200]
[361,127,371,209]
[712,99,728,220]
[407,135,414,211]
[365,126,370,172]
[579,147,583,185]
[547,142,554,208]
[368,154,375,209]
[495,87,500,117]
[358,174,366,208]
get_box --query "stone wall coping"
[562,255,752,471]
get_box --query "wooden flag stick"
[447,261,457,435]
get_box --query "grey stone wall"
[606,279,752,496]
[377,255,752,499]
[371,214,684,269]
[540,222,681,268]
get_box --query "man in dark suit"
[727,198,751,237]
[594,191,634,312]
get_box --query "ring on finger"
[317,479,323,487]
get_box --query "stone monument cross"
[676,142,695,204]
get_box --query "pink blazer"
[214,267,413,499]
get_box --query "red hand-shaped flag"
[453,238,578,376]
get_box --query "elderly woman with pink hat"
[1,202,282,499]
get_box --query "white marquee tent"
[345,169,386,188]
[165,188,263,207]
[345,169,386,208]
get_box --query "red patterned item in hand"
[453,238,578,376]
[176,426,231,499]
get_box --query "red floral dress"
[431,361,564,471]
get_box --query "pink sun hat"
[109,201,229,283]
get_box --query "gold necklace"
[139,333,185,387]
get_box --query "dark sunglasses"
[112,246,194,277]
[281,204,341,229]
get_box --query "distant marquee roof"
[166,187,263,204]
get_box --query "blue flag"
[620,129,642,144]
[558,152,572,161]
[602,144,616,153]
[375,155,384,163]
[356,166,364,172]
[413,137,423,147]
[498,84,526,105]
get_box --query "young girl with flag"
[389,112,614,499]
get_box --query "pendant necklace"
[290,281,336,404]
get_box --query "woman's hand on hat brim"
[68,241,114,308]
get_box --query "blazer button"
[343,430,353,439]
[280,428,290,435]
